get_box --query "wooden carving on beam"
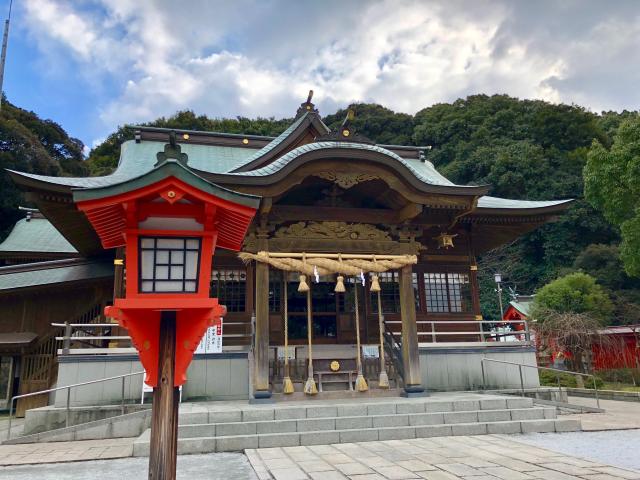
[274,221,391,241]
[314,172,379,189]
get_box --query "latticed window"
[211,268,246,312]
[269,270,282,313]
[139,237,201,293]
[424,272,472,313]
[370,271,419,313]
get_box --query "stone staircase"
[132,393,580,456]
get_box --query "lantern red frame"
[74,162,259,387]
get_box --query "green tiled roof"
[6,113,571,214]
[0,259,112,292]
[229,141,463,188]
[509,298,533,317]
[0,217,77,253]
[73,159,261,208]
[477,196,573,210]
[228,112,323,172]
[8,140,261,188]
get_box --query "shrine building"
[0,94,572,409]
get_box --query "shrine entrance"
[285,274,339,344]
[244,251,423,398]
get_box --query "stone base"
[249,391,275,404]
[402,386,428,398]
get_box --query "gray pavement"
[510,429,640,471]
[0,452,256,480]
[563,396,640,431]
[246,435,640,480]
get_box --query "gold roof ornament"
[434,232,458,249]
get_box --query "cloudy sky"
[3,0,639,149]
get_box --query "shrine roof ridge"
[220,141,483,192]
[131,125,277,141]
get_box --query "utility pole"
[0,0,13,112]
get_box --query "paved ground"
[0,452,256,480]
[564,396,640,431]
[1,396,639,478]
[0,438,134,466]
[246,435,640,480]
[0,416,24,441]
[511,429,640,471]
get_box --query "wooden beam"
[259,197,273,215]
[395,203,423,223]
[271,205,396,224]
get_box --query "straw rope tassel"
[282,273,294,394]
[354,281,369,392]
[376,290,390,389]
[303,288,318,395]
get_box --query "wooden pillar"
[253,261,272,400]
[110,248,126,348]
[398,265,426,396]
[148,311,179,480]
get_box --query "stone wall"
[54,352,249,407]
[419,344,540,391]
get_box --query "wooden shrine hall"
[4,93,572,403]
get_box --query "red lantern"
[75,161,259,387]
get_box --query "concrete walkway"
[0,438,134,466]
[0,452,256,480]
[563,396,640,431]
[246,435,640,480]
[0,416,24,441]
[510,429,640,471]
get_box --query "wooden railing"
[16,302,107,416]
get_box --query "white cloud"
[20,0,640,144]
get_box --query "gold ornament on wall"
[330,360,340,372]
[434,232,458,249]
[314,171,379,189]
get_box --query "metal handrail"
[382,320,404,382]
[480,358,600,409]
[384,319,531,344]
[6,370,144,441]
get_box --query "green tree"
[584,116,640,276]
[323,103,415,145]
[532,272,613,325]
[0,97,87,238]
[532,272,615,373]
[86,110,293,175]
[573,244,632,290]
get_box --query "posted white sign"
[195,318,223,354]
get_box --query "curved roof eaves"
[228,112,323,172]
[226,141,466,188]
[476,196,574,210]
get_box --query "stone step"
[175,396,535,425]
[178,407,555,438]
[132,417,580,456]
